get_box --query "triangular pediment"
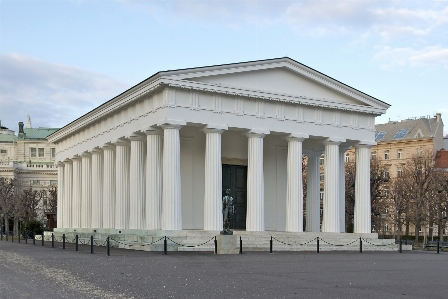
[161,58,390,111]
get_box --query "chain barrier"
[319,238,359,247]
[271,236,317,246]
[109,236,166,247]
[361,238,390,247]
[166,236,215,247]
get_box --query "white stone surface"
[102,144,115,229]
[354,144,372,233]
[115,139,130,230]
[305,152,320,232]
[145,129,162,230]
[91,148,103,228]
[129,134,146,229]
[81,152,92,228]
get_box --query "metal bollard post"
[52,233,54,248]
[405,239,408,245]
[214,236,217,254]
[107,237,110,256]
[18,232,20,243]
[359,237,362,253]
[270,236,273,254]
[63,234,65,249]
[164,236,167,255]
[33,234,35,245]
[317,237,320,253]
[76,235,79,251]
[399,239,402,253]
[12,234,14,242]
[437,241,440,254]
[239,236,242,254]
[42,233,44,246]
[91,236,94,254]
[25,235,28,244]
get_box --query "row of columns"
[56,123,372,233]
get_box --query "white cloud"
[0,53,129,130]
[373,46,448,68]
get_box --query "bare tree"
[401,150,434,242]
[430,169,448,241]
[0,178,17,235]
[46,185,58,213]
[389,176,407,240]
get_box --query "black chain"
[319,238,358,246]
[166,236,215,247]
[271,236,317,246]
[361,238,389,246]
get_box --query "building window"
[320,189,324,201]
[384,150,390,160]
[30,148,36,157]
[38,148,44,157]
[417,147,423,156]
[397,149,403,159]
[50,180,58,185]
[345,153,350,163]
[50,148,56,158]
[0,149,6,154]
[31,180,40,184]
[397,166,403,177]
[383,168,390,179]
[371,151,377,160]
[320,155,324,165]
[383,186,390,197]
[320,172,324,181]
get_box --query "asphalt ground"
[0,239,446,299]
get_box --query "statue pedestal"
[217,235,238,254]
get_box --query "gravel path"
[0,240,446,299]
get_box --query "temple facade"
[48,57,390,234]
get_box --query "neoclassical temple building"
[48,57,390,236]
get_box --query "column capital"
[102,143,116,150]
[143,126,163,135]
[203,124,228,134]
[127,131,146,141]
[81,151,92,158]
[63,158,72,164]
[354,140,376,148]
[285,133,308,142]
[91,147,103,154]
[56,161,65,167]
[158,119,186,129]
[245,128,269,138]
[72,155,81,161]
[113,137,130,146]
[321,137,345,146]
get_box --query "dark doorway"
[222,164,247,230]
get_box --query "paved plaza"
[0,240,446,299]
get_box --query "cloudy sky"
[1,0,447,134]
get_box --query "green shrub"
[21,220,44,238]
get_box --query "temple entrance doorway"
[222,164,247,230]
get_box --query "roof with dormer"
[375,116,443,143]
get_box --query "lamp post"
[381,212,387,239]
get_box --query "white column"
[102,144,115,229]
[305,152,321,232]
[72,156,82,228]
[57,162,65,228]
[339,148,347,233]
[129,133,146,230]
[161,122,183,230]
[91,147,103,228]
[144,128,162,230]
[203,125,227,231]
[115,138,130,230]
[322,140,342,233]
[354,144,372,233]
[81,152,92,228]
[246,129,269,232]
[285,134,307,232]
[63,159,72,228]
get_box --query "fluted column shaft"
[322,141,340,233]
[354,145,372,233]
[339,149,346,233]
[72,157,82,228]
[145,130,162,230]
[81,152,92,228]
[203,128,225,230]
[246,131,266,231]
[285,136,306,232]
[57,163,65,228]
[63,160,72,228]
[91,148,103,228]
[115,140,130,230]
[129,136,146,229]
[162,124,183,230]
[306,152,321,232]
[102,144,116,228]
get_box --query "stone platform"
[50,229,399,252]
